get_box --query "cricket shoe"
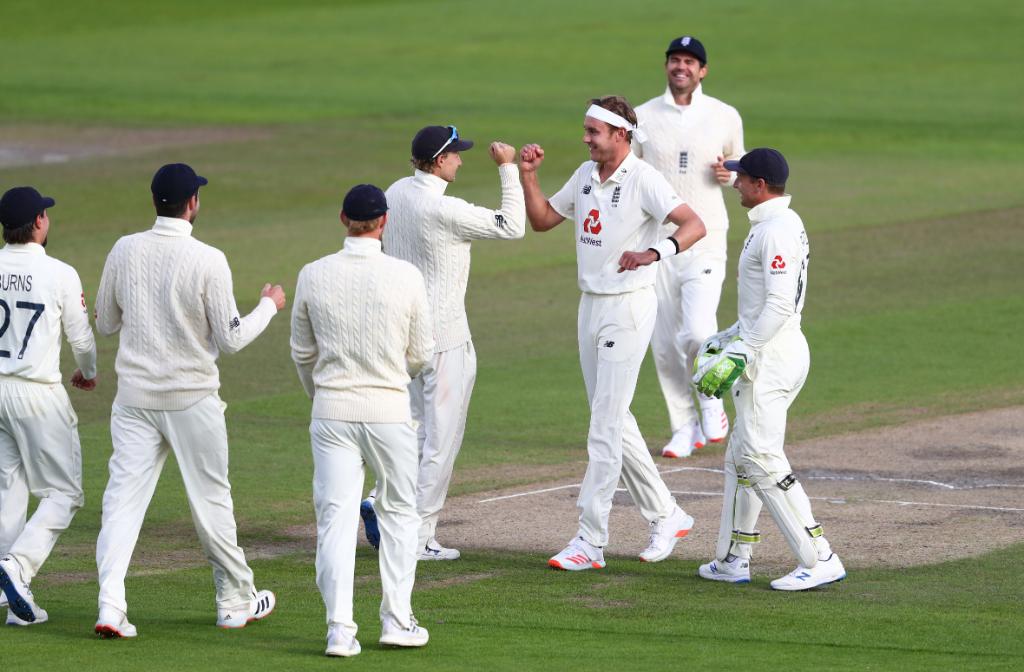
[698,555,751,583]
[217,589,276,628]
[7,603,49,626]
[0,554,39,623]
[360,497,380,550]
[639,506,694,562]
[95,606,137,638]
[325,623,361,657]
[548,536,605,571]
[661,421,706,458]
[770,554,846,591]
[420,539,460,561]
[699,398,729,444]
[379,613,429,647]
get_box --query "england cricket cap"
[151,163,208,204]
[0,186,55,229]
[411,125,474,162]
[666,35,707,64]
[724,148,789,186]
[342,184,388,221]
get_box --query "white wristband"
[650,237,679,261]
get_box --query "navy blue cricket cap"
[666,35,707,64]
[724,148,789,186]
[411,125,474,162]
[0,186,55,229]
[151,163,208,204]
[342,184,388,222]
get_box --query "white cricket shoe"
[661,422,706,458]
[770,554,846,591]
[7,603,49,626]
[698,555,751,583]
[699,398,729,444]
[639,506,694,562]
[548,536,605,571]
[325,623,361,657]
[95,606,137,638]
[0,554,41,624]
[379,614,429,647]
[217,589,276,628]
[420,539,460,561]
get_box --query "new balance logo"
[602,341,615,348]
[796,571,811,581]
[228,317,240,330]
[582,185,592,194]
[494,213,507,230]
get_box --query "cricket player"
[0,187,97,626]
[92,163,285,637]
[692,148,845,589]
[292,184,434,657]
[360,126,525,561]
[634,35,744,457]
[520,96,706,570]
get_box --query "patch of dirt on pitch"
[441,406,1024,574]
[0,125,271,168]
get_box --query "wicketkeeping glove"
[692,337,754,398]
[698,322,740,356]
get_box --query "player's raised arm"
[519,144,565,232]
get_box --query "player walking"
[520,96,706,570]
[693,148,845,589]
[0,187,97,626]
[634,36,745,457]
[92,163,286,637]
[360,127,525,561]
[291,184,434,656]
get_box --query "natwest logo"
[583,209,602,235]
[770,255,785,270]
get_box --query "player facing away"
[92,164,286,637]
[634,35,745,457]
[360,126,525,561]
[0,187,98,626]
[692,148,845,589]
[520,96,707,570]
[291,184,434,657]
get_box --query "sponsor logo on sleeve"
[229,316,241,330]
[770,255,787,274]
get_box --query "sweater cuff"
[498,162,520,187]
[257,295,279,315]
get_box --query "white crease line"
[479,467,1024,503]
[664,490,1024,514]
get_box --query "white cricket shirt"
[549,152,683,295]
[383,163,525,353]
[736,195,809,349]
[0,243,96,384]
[634,85,744,251]
[290,236,434,424]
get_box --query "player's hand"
[261,283,286,310]
[490,142,516,166]
[71,369,97,391]
[713,155,732,185]
[617,250,659,273]
[693,338,753,398]
[699,323,740,354]
[519,144,545,172]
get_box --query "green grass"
[6,545,1024,671]
[2,0,1023,668]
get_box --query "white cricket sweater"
[736,196,809,350]
[0,243,97,384]
[95,217,278,410]
[383,163,525,353]
[635,85,744,252]
[290,236,434,423]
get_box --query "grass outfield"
[1,0,1023,668]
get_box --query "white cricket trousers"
[96,394,255,614]
[576,288,676,547]
[410,341,476,547]
[650,248,726,432]
[312,419,419,638]
[0,379,83,582]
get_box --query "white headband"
[585,104,646,143]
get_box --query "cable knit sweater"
[383,163,525,353]
[95,216,278,410]
[634,85,744,253]
[290,236,434,423]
